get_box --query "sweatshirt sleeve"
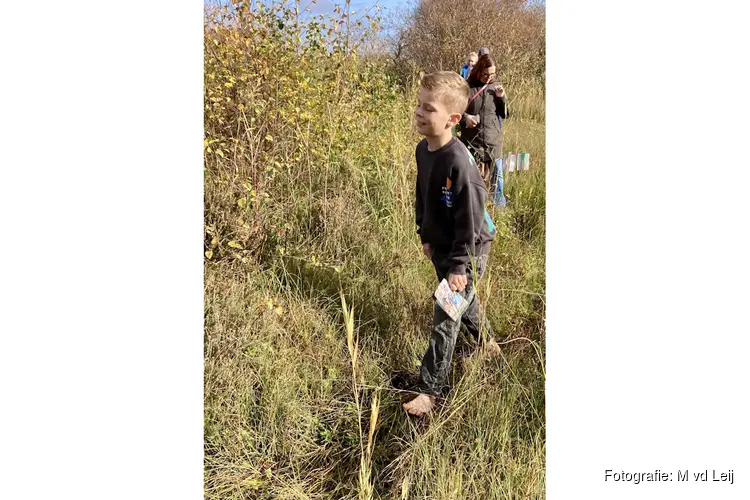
[415,178,425,243]
[447,169,486,275]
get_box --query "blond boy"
[404,72,501,417]
[460,52,478,80]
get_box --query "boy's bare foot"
[402,393,436,417]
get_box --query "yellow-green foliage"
[205,1,545,498]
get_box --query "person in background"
[460,52,478,80]
[478,46,490,57]
[458,54,508,184]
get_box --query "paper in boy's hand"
[434,279,470,322]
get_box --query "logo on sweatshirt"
[441,177,453,207]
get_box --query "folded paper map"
[434,279,470,322]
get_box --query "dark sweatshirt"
[415,137,495,275]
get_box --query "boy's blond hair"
[420,71,470,116]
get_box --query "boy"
[404,71,501,417]
[460,52,478,80]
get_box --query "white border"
[547,0,750,498]
[0,1,204,498]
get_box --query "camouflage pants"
[416,252,494,397]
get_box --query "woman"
[459,54,508,183]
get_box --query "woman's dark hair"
[468,54,496,83]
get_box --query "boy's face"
[468,55,477,66]
[415,88,461,138]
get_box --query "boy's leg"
[415,298,465,398]
[404,254,497,415]
[404,300,462,416]
[415,254,482,397]
[404,254,462,415]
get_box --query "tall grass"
[204,1,545,498]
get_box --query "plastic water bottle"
[519,152,530,171]
[507,153,516,172]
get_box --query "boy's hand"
[464,114,478,128]
[447,273,467,292]
[422,243,432,258]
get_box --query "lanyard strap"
[468,84,488,105]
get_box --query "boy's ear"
[447,112,462,128]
